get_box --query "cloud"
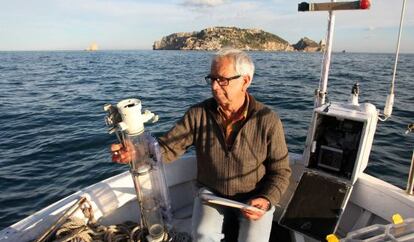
[1,0,413,52]
[181,0,228,8]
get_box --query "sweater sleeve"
[258,116,291,206]
[157,108,196,163]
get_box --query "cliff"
[153,27,294,51]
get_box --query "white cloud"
[56,0,181,18]
[181,0,228,8]
[1,0,413,52]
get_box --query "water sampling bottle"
[104,98,172,242]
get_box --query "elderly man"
[112,48,291,242]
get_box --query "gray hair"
[212,48,255,81]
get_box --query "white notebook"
[199,193,264,213]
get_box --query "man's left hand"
[241,197,270,220]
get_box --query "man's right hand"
[111,143,133,164]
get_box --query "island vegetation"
[153,27,325,52]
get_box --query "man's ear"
[243,75,252,90]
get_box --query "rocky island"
[153,27,324,52]
[293,37,325,52]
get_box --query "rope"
[47,197,191,242]
[51,218,192,242]
[52,218,140,242]
[53,217,92,242]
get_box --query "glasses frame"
[205,74,242,86]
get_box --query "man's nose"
[211,80,220,90]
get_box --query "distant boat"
[85,43,98,51]
[342,50,346,53]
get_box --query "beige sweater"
[158,95,291,205]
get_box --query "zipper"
[229,110,256,154]
[208,109,229,155]
[207,109,230,194]
[207,105,258,193]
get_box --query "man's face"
[210,57,246,109]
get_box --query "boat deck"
[2,154,414,242]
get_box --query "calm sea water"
[0,50,413,230]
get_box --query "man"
[112,48,291,242]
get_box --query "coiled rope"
[36,196,191,242]
[52,218,145,242]
[52,218,191,242]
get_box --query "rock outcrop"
[153,27,293,51]
[293,37,326,52]
[153,27,325,52]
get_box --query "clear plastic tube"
[126,132,172,233]
[104,98,171,241]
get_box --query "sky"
[0,0,413,53]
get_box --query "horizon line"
[1,49,413,55]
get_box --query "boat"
[1,1,413,242]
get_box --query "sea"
[0,50,413,230]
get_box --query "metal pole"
[36,197,86,242]
[406,123,414,195]
[406,152,414,195]
[317,1,336,107]
[391,0,407,95]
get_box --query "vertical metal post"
[406,152,414,195]
[391,0,407,94]
[317,1,336,107]
[405,123,413,195]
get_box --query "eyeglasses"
[204,74,241,86]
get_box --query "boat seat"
[169,180,196,234]
[171,204,193,234]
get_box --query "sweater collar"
[205,93,259,118]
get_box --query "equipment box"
[280,102,378,240]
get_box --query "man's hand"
[241,197,270,220]
[111,142,134,164]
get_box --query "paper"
[199,193,264,213]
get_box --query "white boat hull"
[1,154,414,242]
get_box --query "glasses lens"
[205,76,226,86]
[205,75,241,86]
